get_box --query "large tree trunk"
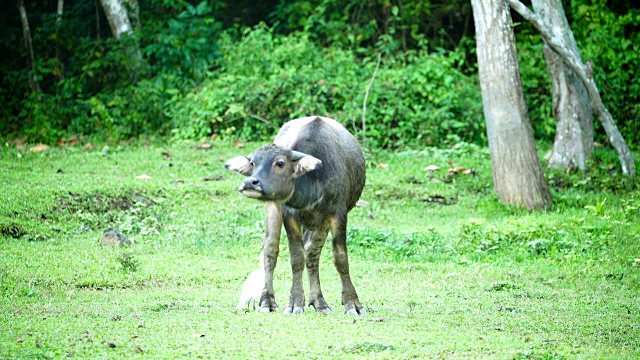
[509,0,635,177]
[99,0,135,40]
[471,0,552,210]
[18,0,40,95]
[99,0,143,78]
[532,0,593,171]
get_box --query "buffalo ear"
[225,156,253,176]
[293,155,322,178]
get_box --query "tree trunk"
[128,0,141,31]
[55,0,65,81]
[57,0,63,27]
[99,0,134,40]
[470,0,552,210]
[18,0,40,94]
[532,0,593,171]
[509,0,635,177]
[99,0,143,78]
[95,0,101,40]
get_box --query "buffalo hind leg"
[330,215,366,315]
[283,215,305,314]
[304,229,332,313]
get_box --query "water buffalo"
[225,116,366,315]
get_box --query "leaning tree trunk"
[509,0,635,177]
[532,0,593,171]
[471,0,552,210]
[99,0,143,78]
[18,0,40,95]
[99,0,135,40]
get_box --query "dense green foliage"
[1,141,638,358]
[171,26,483,147]
[1,0,639,148]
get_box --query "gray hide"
[225,116,366,314]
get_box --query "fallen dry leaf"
[356,200,370,208]
[201,175,223,181]
[377,163,389,169]
[83,143,94,151]
[424,165,441,171]
[67,136,79,146]
[30,143,49,153]
[448,166,467,174]
[135,174,152,181]
[16,144,26,151]
[161,150,172,160]
[196,143,212,150]
[232,141,245,148]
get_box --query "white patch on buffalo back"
[274,116,344,149]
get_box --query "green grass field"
[1,140,639,359]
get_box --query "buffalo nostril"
[244,178,261,189]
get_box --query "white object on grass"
[236,252,265,311]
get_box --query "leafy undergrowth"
[0,140,639,359]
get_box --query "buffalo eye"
[275,160,285,168]
[250,161,255,167]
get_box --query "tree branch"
[362,53,382,148]
[508,0,635,177]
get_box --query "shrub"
[570,1,640,147]
[170,25,484,148]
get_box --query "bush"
[570,1,640,147]
[170,25,484,148]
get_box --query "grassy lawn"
[1,140,639,359]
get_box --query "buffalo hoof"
[344,300,367,315]
[283,306,304,315]
[318,307,334,314]
[309,296,333,314]
[345,308,367,315]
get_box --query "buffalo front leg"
[304,229,332,313]
[330,215,366,315]
[283,215,305,314]
[260,202,282,312]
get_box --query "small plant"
[117,252,139,272]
